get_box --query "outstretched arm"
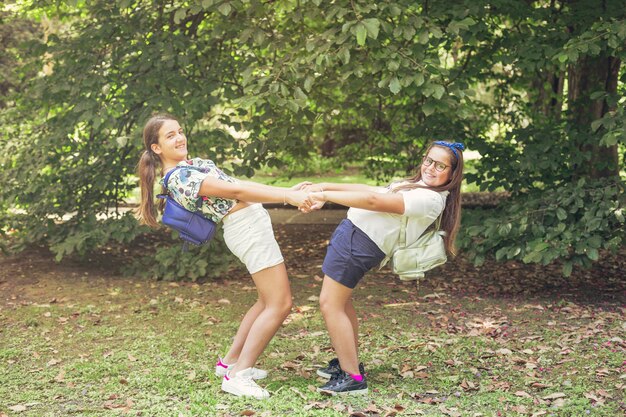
[303,182,382,193]
[306,190,404,214]
[239,180,312,192]
[198,177,307,207]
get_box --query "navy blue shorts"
[322,219,386,289]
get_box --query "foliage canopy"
[1,0,624,278]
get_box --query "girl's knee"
[268,294,292,318]
[278,295,292,314]
[319,295,340,316]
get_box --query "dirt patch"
[1,223,623,309]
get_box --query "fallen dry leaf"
[289,387,306,400]
[54,369,66,382]
[46,358,61,367]
[542,392,566,400]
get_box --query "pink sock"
[350,374,363,382]
[217,358,232,369]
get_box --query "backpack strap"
[162,166,183,191]
[156,166,183,199]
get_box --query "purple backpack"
[157,167,217,248]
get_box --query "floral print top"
[160,158,238,223]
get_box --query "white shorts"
[222,204,284,274]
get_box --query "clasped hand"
[289,182,327,213]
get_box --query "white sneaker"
[215,358,267,380]
[221,368,270,399]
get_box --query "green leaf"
[498,223,512,236]
[362,18,380,40]
[304,76,314,92]
[562,261,573,277]
[587,235,602,249]
[387,60,400,71]
[389,76,401,94]
[414,73,425,87]
[495,247,508,261]
[285,100,299,112]
[589,91,605,100]
[174,8,187,24]
[590,119,603,132]
[422,100,436,116]
[294,87,307,101]
[418,30,429,44]
[115,136,128,148]
[218,2,232,15]
[339,47,350,65]
[556,207,567,220]
[356,23,367,46]
[460,17,476,27]
[432,84,445,100]
[508,246,521,258]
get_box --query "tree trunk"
[532,70,565,118]
[567,55,620,178]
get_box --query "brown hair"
[392,142,464,256]
[135,114,177,228]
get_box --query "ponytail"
[136,150,162,228]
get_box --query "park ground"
[0,211,624,417]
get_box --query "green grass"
[1,257,623,417]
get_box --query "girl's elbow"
[366,193,379,209]
[229,184,246,200]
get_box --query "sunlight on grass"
[1,267,622,416]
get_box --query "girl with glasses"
[300,141,465,395]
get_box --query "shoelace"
[327,371,346,388]
[237,375,259,388]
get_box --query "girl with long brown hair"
[300,141,464,395]
[136,114,308,400]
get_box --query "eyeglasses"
[422,156,449,172]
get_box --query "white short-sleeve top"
[347,181,448,255]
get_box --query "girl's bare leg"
[229,263,292,374]
[319,275,360,375]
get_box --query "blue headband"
[433,141,465,158]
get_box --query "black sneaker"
[316,357,341,379]
[317,365,368,396]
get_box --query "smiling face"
[150,119,188,167]
[420,145,454,187]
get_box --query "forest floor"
[0,210,624,417]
